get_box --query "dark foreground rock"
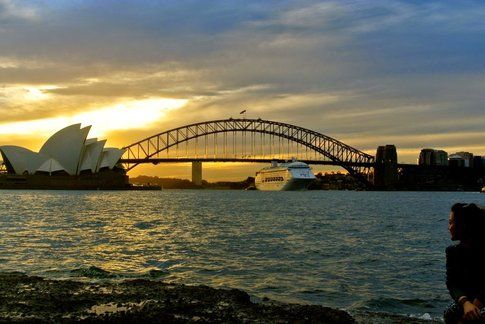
[0,272,441,323]
[0,272,354,323]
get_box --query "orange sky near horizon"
[1,88,485,181]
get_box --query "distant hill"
[309,172,365,190]
[130,176,255,190]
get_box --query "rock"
[1,272,441,323]
[0,272,355,323]
[70,266,117,279]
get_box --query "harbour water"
[1,190,484,320]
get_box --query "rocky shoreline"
[0,272,438,323]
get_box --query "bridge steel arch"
[121,118,375,185]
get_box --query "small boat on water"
[255,159,316,191]
[130,184,162,190]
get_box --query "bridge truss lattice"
[121,119,375,184]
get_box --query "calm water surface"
[1,190,485,319]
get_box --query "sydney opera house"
[0,124,130,189]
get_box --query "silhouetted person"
[444,203,485,323]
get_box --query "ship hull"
[255,177,314,191]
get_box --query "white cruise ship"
[255,159,316,191]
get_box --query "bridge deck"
[120,158,376,168]
[120,158,423,169]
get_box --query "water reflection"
[1,190,484,318]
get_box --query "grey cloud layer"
[1,0,484,159]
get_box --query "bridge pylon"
[192,161,202,186]
[374,145,398,189]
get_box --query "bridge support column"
[192,161,202,186]
[374,145,398,189]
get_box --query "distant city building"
[418,148,448,166]
[451,152,474,168]
[419,149,433,165]
[473,156,483,169]
[449,155,465,167]
[449,154,466,168]
[434,150,448,166]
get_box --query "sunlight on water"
[1,190,485,319]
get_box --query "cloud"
[0,0,38,23]
[0,97,187,138]
[1,0,485,173]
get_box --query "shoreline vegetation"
[131,171,485,191]
[130,172,365,191]
[0,271,438,323]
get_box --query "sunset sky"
[1,0,484,180]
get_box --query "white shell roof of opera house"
[0,124,125,175]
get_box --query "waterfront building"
[418,149,433,165]
[450,152,474,168]
[0,124,125,176]
[418,148,448,166]
[434,150,449,166]
[473,156,483,169]
[449,154,466,168]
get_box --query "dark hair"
[451,203,485,243]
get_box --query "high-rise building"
[433,150,449,166]
[418,148,448,166]
[419,149,434,165]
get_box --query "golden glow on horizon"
[0,97,188,137]
[24,86,59,101]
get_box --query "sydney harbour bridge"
[120,118,401,188]
[0,118,480,189]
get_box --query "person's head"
[449,203,485,242]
